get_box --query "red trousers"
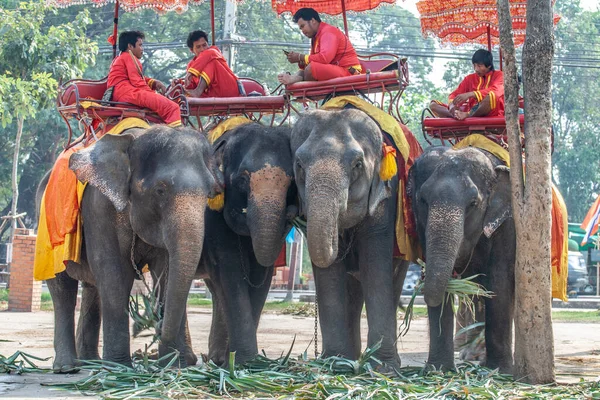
[114,84,181,126]
[309,62,353,81]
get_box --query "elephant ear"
[483,165,512,238]
[211,138,227,187]
[367,162,392,216]
[69,134,134,212]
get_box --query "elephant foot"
[481,357,513,375]
[185,348,198,366]
[52,357,80,374]
[425,360,456,372]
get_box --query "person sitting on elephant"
[277,8,362,85]
[184,30,244,98]
[107,30,182,127]
[429,49,504,121]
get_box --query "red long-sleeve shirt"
[304,22,360,70]
[107,51,156,92]
[186,46,240,98]
[449,70,505,116]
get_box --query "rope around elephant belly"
[237,236,270,288]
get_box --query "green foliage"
[551,2,600,221]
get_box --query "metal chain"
[237,236,270,289]
[130,232,167,311]
[313,291,319,359]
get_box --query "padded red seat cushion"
[423,114,525,130]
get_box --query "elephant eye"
[354,160,363,169]
[154,187,166,197]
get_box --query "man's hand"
[154,80,167,94]
[452,92,473,105]
[286,51,304,64]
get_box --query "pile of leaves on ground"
[281,302,316,317]
[0,347,594,399]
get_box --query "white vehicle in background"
[567,251,593,296]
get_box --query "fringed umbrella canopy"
[416,0,560,49]
[271,0,396,35]
[46,0,206,14]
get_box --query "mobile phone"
[282,50,290,55]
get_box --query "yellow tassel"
[207,193,225,211]
[379,144,397,181]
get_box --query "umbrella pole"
[499,47,503,71]
[487,26,491,51]
[112,0,119,59]
[211,0,216,45]
[341,0,348,36]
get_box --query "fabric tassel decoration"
[207,193,225,211]
[379,144,397,181]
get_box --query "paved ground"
[0,308,599,398]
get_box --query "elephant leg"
[92,255,135,366]
[205,279,228,366]
[358,231,400,370]
[219,252,259,365]
[76,282,101,362]
[183,317,197,366]
[456,296,486,362]
[393,259,409,309]
[248,263,274,329]
[482,223,515,374]
[313,259,353,358]
[47,271,79,373]
[346,272,364,360]
[426,297,456,371]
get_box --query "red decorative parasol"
[45,0,215,57]
[416,0,560,49]
[271,0,396,35]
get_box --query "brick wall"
[8,229,41,312]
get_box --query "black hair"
[293,8,321,23]
[471,49,494,70]
[118,31,145,52]
[187,30,209,50]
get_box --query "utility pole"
[222,0,237,67]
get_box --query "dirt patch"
[0,308,599,398]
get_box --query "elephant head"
[407,146,511,307]
[212,123,295,266]
[69,125,221,354]
[291,109,391,268]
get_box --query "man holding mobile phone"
[278,8,361,85]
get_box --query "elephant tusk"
[242,208,247,214]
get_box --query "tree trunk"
[10,116,24,240]
[498,0,555,384]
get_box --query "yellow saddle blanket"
[453,134,569,301]
[33,118,150,281]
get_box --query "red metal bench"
[283,53,409,121]
[186,77,288,128]
[421,109,526,147]
[57,77,189,147]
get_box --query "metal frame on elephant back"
[416,0,560,148]
[272,0,411,124]
[47,0,291,148]
[283,52,410,124]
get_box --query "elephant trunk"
[305,164,344,268]
[422,204,464,307]
[248,198,286,266]
[160,194,206,351]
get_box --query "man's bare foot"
[454,110,469,120]
[277,73,303,85]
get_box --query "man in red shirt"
[107,31,182,127]
[184,30,242,98]
[278,8,362,84]
[430,49,504,120]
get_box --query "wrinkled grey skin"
[291,108,407,371]
[407,146,515,373]
[196,123,297,366]
[38,126,220,372]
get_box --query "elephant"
[407,145,515,373]
[290,108,408,371]
[197,122,296,365]
[38,125,221,371]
